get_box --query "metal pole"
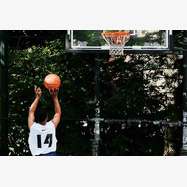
[181,31,187,155]
[92,56,102,156]
[0,31,8,155]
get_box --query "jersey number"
[37,134,53,148]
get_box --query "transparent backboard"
[67,30,172,51]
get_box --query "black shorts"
[39,152,57,156]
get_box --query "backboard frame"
[66,30,173,54]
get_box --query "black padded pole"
[0,31,8,155]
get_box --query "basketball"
[44,74,61,90]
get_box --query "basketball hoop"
[101,31,130,56]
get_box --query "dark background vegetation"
[7,30,184,155]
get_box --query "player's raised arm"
[28,87,42,129]
[50,89,61,128]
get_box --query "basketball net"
[101,31,130,57]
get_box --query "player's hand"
[34,86,42,98]
[49,88,59,98]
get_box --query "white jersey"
[28,121,57,156]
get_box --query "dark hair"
[35,107,48,123]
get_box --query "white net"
[109,46,125,56]
[102,31,130,56]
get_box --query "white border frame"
[69,30,171,51]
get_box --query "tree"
[7,30,184,155]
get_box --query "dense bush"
[8,38,97,155]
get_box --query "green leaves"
[8,38,96,155]
[8,31,183,155]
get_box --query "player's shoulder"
[30,122,41,129]
[46,120,56,128]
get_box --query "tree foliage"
[8,30,184,155]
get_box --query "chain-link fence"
[7,42,183,155]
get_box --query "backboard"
[66,30,173,53]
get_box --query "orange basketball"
[44,74,61,90]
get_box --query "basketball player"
[28,86,61,156]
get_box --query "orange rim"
[102,31,130,37]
